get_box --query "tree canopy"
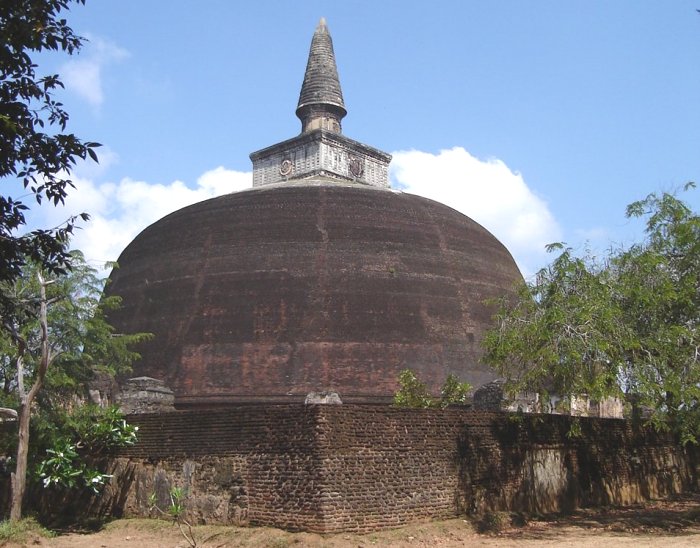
[1,251,151,520]
[483,184,700,444]
[1,251,149,411]
[0,0,99,313]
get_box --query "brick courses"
[105,185,523,406]
[23,405,692,533]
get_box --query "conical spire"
[250,17,391,188]
[296,18,347,133]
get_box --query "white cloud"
[32,167,252,272]
[390,147,561,277]
[60,37,128,107]
[28,146,557,278]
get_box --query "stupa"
[105,19,523,407]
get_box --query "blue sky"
[25,0,700,277]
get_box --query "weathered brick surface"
[309,407,695,529]
[4,405,696,532]
[105,186,523,405]
[112,406,325,531]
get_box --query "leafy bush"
[393,370,435,408]
[149,486,197,547]
[440,374,472,407]
[35,405,138,493]
[393,370,472,408]
[66,404,138,454]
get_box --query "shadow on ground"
[495,492,700,540]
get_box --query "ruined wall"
[99,406,326,531]
[4,405,697,532]
[309,406,695,529]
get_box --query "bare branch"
[0,408,18,420]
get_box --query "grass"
[0,517,55,543]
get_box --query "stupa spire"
[250,17,391,188]
[296,17,347,133]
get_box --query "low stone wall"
[4,405,698,532]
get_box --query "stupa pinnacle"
[250,18,391,188]
[296,17,347,134]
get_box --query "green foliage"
[483,184,700,444]
[393,370,472,408]
[36,442,113,494]
[35,405,137,493]
[149,486,197,547]
[0,251,148,506]
[440,374,472,407]
[565,417,582,439]
[1,251,151,409]
[393,370,436,408]
[167,486,186,519]
[0,0,100,308]
[483,246,624,405]
[64,404,138,453]
[37,440,88,490]
[0,517,54,542]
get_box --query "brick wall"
[309,406,696,529]
[3,405,697,532]
[105,405,326,531]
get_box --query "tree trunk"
[9,273,52,521]
[10,399,31,521]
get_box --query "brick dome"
[105,180,522,406]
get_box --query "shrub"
[440,374,472,407]
[393,370,436,408]
[478,511,511,533]
[393,370,472,408]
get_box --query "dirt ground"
[3,494,700,548]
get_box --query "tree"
[1,252,150,520]
[0,0,99,313]
[482,245,627,411]
[6,269,52,521]
[614,185,700,441]
[482,184,700,444]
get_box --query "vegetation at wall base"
[477,511,512,533]
[483,183,700,445]
[149,487,198,547]
[36,405,138,494]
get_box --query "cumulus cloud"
[60,37,128,107]
[390,147,561,277]
[28,146,557,278]
[33,167,251,272]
